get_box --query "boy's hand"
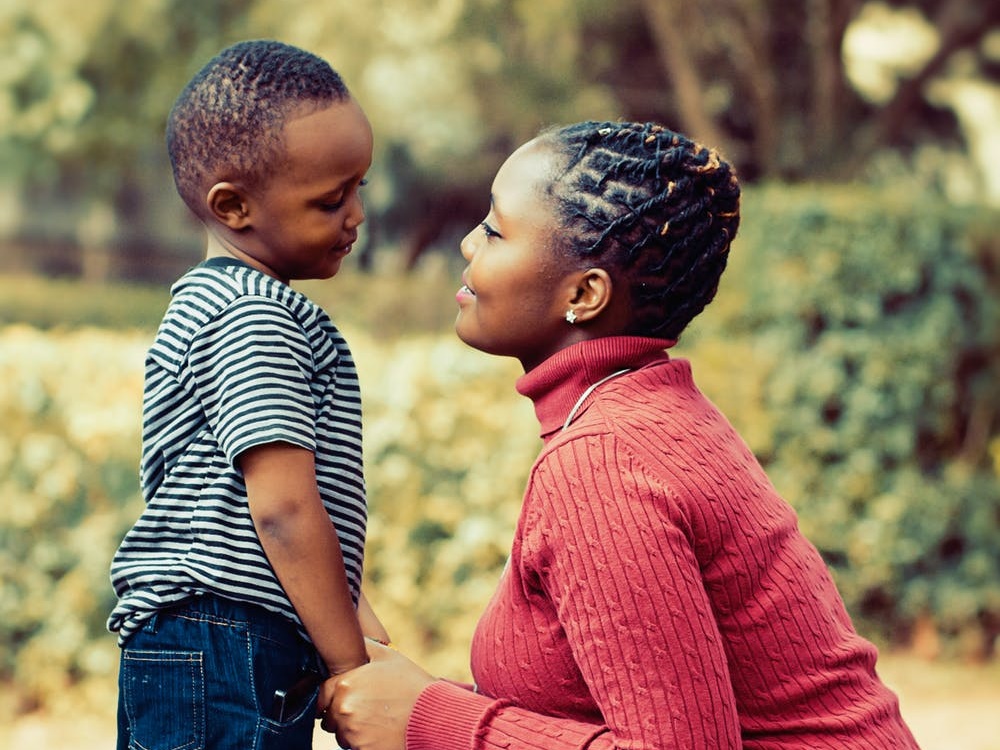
[319,640,435,750]
[316,675,341,731]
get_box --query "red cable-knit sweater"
[406,336,919,750]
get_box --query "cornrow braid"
[167,40,350,217]
[538,121,740,339]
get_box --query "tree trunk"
[806,0,862,173]
[716,0,781,176]
[637,0,730,152]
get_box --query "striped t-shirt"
[108,257,367,645]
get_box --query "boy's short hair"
[167,40,350,217]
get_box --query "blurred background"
[1,1,998,748]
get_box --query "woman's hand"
[320,639,436,750]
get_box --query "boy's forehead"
[276,99,373,181]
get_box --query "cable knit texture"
[406,336,919,750]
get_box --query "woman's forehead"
[491,140,560,210]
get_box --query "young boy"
[108,40,388,750]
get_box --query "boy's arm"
[240,441,367,675]
[358,589,392,646]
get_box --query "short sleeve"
[186,296,318,465]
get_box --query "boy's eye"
[319,180,366,212]
[481,221,501,239]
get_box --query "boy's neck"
[204,230,283,282]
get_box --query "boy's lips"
[334,234,358,254]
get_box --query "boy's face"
[241,98,373,282]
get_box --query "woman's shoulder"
[530,363,767,507]
[553,360,725,443]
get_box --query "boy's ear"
[206,182,251,230]
[566,268,614,323]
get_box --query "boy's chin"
[312,257,345,280]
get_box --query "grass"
[0,252,464,336]
[1,653,997,750]
[879,653,1000,750]
[0,274,169,330]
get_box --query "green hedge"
[687,185,1000,657]
[1,185,997,717]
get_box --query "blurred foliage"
[688,185,1000,656]
[1,0,997,281]
[0,275,168,330]
[0,326,149,712]
[0,261,463,336]
[1,186,999,720]
[3,0,995,182]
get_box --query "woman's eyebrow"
[489,193,504,219]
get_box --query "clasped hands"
[317,639,436,750]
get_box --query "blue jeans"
[116,595,324,750]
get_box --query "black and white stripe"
[108,259,366,644]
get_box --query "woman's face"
[455,140,583,371]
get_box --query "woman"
[325,122,919,749]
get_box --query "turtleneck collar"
[516,336,675,439]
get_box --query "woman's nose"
[459,228,477,261]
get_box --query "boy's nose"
[346,194,365,229]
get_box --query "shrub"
[683,185,1000,657]
[1,184,997,718]
[0,323,535,715]
[0,326,148,711]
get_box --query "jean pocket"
[123,649,205,750]
[256,699,317,750]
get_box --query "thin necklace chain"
[561,368,632,432]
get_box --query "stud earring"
[565,309,578,324]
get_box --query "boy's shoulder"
[167,259,317,325]
[150,260,332,362]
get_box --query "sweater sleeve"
[524,433,742,749]
[406,432,742,750]
[407,682,611,750]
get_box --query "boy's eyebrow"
[316,185,347,199]
[314,175,361,199]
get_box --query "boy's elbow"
[249,493,314,544]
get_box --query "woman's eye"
[481,221,501,239]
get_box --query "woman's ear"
[206,182,251,230]
[566,268,614,323]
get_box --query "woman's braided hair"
[538,121,740,339]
